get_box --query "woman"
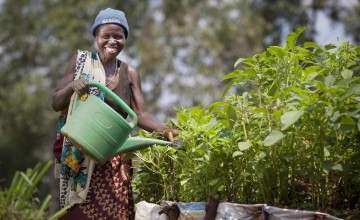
[52,8,179,219]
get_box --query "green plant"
[0,161,70,220]
[221,27,360,210]
[132,27,360,217]
[131,130,180,203]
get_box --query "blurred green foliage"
[0,161,69,220]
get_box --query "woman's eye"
[114,35,123,40]
[101,35,110,39]
[100,34,124,40]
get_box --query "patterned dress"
[59,155,134,219]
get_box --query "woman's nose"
[109,38,117,44]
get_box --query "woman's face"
[95,24,126,59]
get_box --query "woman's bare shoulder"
[123,62,141,83]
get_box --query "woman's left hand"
[163,129,180,142]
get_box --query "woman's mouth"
[104,47,118,54]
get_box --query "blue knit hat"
[91,8,129,39]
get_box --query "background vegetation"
[0,0,359,216]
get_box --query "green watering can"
[60,81,171,165]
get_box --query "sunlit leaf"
[234,58,245,68]
[232,151,243,157]
[263,130,286,146]
[331,164,344,171]
[267,46,286,57]
[222,70,241,80]
[324,147,330,158]
[204,154,210,161]
[341,69,353,79]
[203,118,218,130]
[180,178,191,186]
[238,141,252,151]
[303,41,319,49]
[281,111,304,130]
[19,172,33,185]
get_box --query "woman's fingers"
[163,129,180,142]
[167,131,174,142]
[72,79,89,95]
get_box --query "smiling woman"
[51,8,180,220]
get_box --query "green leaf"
[232,151,243,157]
[339,116,356,131]
[303,41,319,49]
[238,141,252,151]
[234,58,245,68]
[209,178,219,186]
[324,44,337,50]
[180,178,191,185]
[38,195,52,216]
[268,82,279,96]
[49,205,72,220]
[222,70,240,80]
[340,84,360,100]
[285,27,307,50]
[325,75,335,88]
[336,77,359,86]
[242,172,251,177]
[226,105,237,129]
[267,46,286,57]
[222,79,235,96]
[202,117,218,130]
[341,69,353,79]
[19,172,33,185]
[324,147,330,158]
[209,101,225,112]
[263,130,286,146]
[177,112,188,124]
[204,154,210,161]
[281,111,304,130]
[331,164,344,171]
[322,160,332,174]
[303,66,320,81]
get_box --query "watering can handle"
[89,81,138,129]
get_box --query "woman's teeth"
[105,47,118,53]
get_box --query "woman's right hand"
[52,78,89,111]
[71,78,89,96]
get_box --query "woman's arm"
[128,65,179,141]
[51,54,89,112]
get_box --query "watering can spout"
[116,137,172,154]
